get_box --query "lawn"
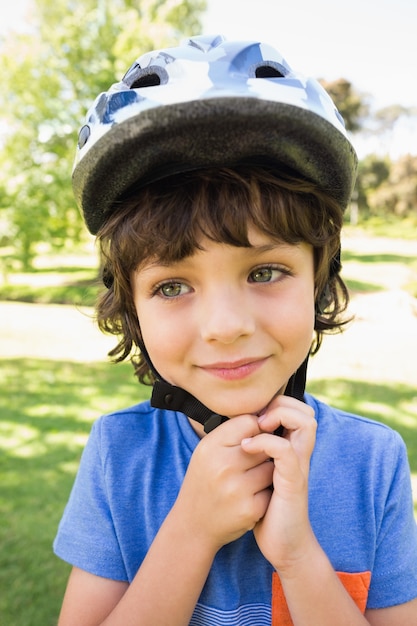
[1,225,417,624]
[0,358,149,625]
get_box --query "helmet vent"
[131,73,161,88]
[255,65,284,78]
[123,65,169,89]
[249,61,288,79]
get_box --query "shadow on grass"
[307,378,417,471]
[26,265,97,275]
[0,263,101,306]
[0,357,150,625]
[344,277,385,294]
[342,250,415,265]
[341,249,416,294]
[0,279,100,306]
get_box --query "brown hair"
[95,166,350,384]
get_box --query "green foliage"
[0,0,206,269]
[368,155,417,217]
[354,154,417,220]
[355,154,391,217]
[320,79,417,223]
[373,104,417,135]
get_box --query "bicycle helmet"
[73,34,357,235]
[73,34,358,432]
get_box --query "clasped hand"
[174,395,317,571]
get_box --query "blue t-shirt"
[54,394,417,622]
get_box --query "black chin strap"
[284,355,308,403]
[150,355,309,434]
[151,380,229,433]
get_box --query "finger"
[241,433,303,485]
[245,459,275,493]
[242,432,291,460]
[257,401,316,438]
[259,394,315,421]
[200,415,271,470]
[258,406,316,472]
[211,413,262,446]
[251,488,273,525]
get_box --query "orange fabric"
[271,570,371,625]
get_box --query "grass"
[0,267,100,307]
[0,358,150,625]
[350,215,417,239]
[307,378,417,472]
[342,228,417,298]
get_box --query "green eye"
[250,267,274,283]
[157,281,193,298]
[160,282,184,298]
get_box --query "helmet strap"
[151,379,229,434]
[150,355,309,434]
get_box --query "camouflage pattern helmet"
[73,34,358,235]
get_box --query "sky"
[202,0,417,110]
[1,0,416,156]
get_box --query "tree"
[367,154,417,217]
[319,79,417,221]
[319,78,369,133]
[355,154,391,218]
[0,0,206,269]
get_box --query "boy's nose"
[199,289,256,344]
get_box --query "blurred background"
[0,1,416,623]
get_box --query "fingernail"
[241,437,253,446]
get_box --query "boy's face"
[132,227,315,418]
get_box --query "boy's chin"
[204,385,286,419]
[207,395,282,420]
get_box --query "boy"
[54,35,417,625]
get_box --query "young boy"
[54,35,417,625]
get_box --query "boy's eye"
[249,266,282,283]
[157,281,190,298]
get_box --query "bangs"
[103,165,340,275]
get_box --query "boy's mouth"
[198,357,269,381]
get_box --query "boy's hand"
[240,395,317,571]
[173,415,274,551]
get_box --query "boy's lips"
[197,357,269,381]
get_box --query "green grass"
[341,238,417,298]
[0,358,150,625]
[307,378,417,472]
[343,215,417,240]
[0,267,100,306]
